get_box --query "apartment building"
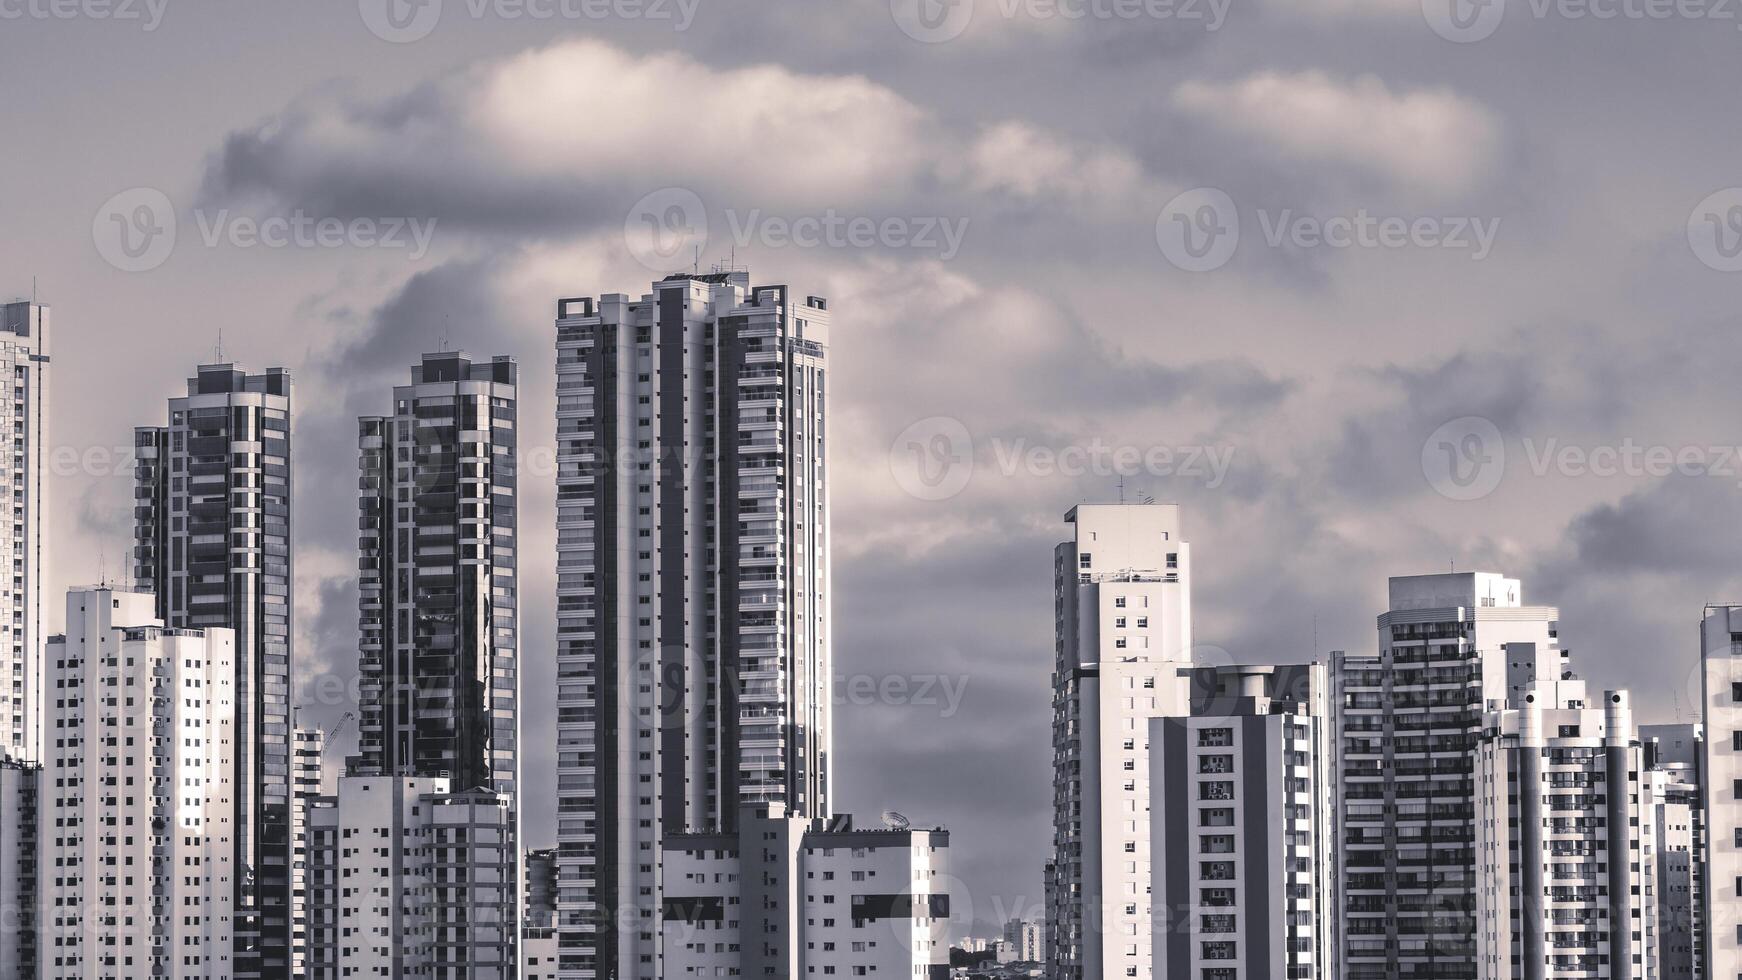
[133,362,294,977]
[1149,663,1334,980]
[303,775,517,978]
[291,720,325,976]
[39,587,235,979]
[660,803,951,980]
[1642,724,1703,980]
[0,755,38,979]
[552,272,831,979]
[1047,503,1193,980]
[1474,682,1656,980]
[1334,572,1565,980]
[1700,605,1742,980]
[0,301,48,765]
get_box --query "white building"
[1047,503,1192,980]
[1148,663,1334,980]
[1002,918,1044,962]
[1700,605,1742,980]
[1474,683,1657,980]
[0,301,49,764]
[303,775,518,979]
[290,720,324,976]
[1642,724,1703,980]
[553,272,832,979]
[39,587,236,979]
[1334,572,1564,980]
[660,803,950,979]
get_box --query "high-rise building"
[304,775,517,979]
[1334,572,1564,980]
[1002,917,1044,963]
[1046,503,1193,980]
[0,755,38,979]
[133,362,294,976]
[353,351,519,801]
[0,301,49,764]
[552,272,832,979]
[40,587,236,979]
[291,720,326,977]
[660,803,951,979]
[1148,663,1335,980]
[1473,682,1657,980]
[1699,605,1742,980]
[1643,723,1704,980]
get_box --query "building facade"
[353,351,520,802]
[1700,606,1742,980]
[1473,683,1657,980]
[1334,572,1565,980]
[304,775,517,979]
[0,756,38,979]
[1047,503,1193,980]
[133,362,293,977]
[660,803,951,980]
[1642,724,1704,980]
[553,272,832,979]
[291,720,325,976]
[40,587,236,979]
[1148,663,1335,980]
[1002,918,1044,963]
[0,301,49,765]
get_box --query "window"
[1115,597,1127,608]
[1733,682,1742,703]
[1080,553,1092,569]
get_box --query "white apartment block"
[304,775,518,979]
[1002,918,1043,962]
[1641,724,1703,980]
[1700,605,1742,980]
[40,587,236,980]
[553,272,831,979]
[660,803,950,980]
[1047,503,1193,980]
[291,720,324,976]
[1474,683,1657,980]
[1335,572,1566,980]
[1148,664,1334,980]
[0,301,49,764]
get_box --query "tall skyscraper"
[1334,572,1564,980]
[352,350,519,799]
[553,272,832,979]
[1643,723,1704,980]
[1046,503,1193,980]
[133,362,294,977]
[0,301,48,764]
[1699,605,1742,980]
[41,587,236,979]
[1473,677,1656,980]
[291,719,326,977]
[1147,663,1335,980]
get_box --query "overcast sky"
[7,0,1742,935]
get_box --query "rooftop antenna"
[1117,476,1126,505]
[214,328,226,364]
[693,245,700,275]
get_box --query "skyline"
[10,2,1742,938]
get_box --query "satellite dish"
[881,810,911,830]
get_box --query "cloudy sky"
[7,0,1742,934]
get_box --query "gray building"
[552,272,832,979]
[0,755,37,979]
[0,301,49,765]
[1643,723,1704,980]
[1334,572,1564,980]
[1149,663,1334,980]
[133,362,294,978]
[353,350,519,798]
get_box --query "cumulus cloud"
[201,38,1165,239]
[1172,70,1501,196]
